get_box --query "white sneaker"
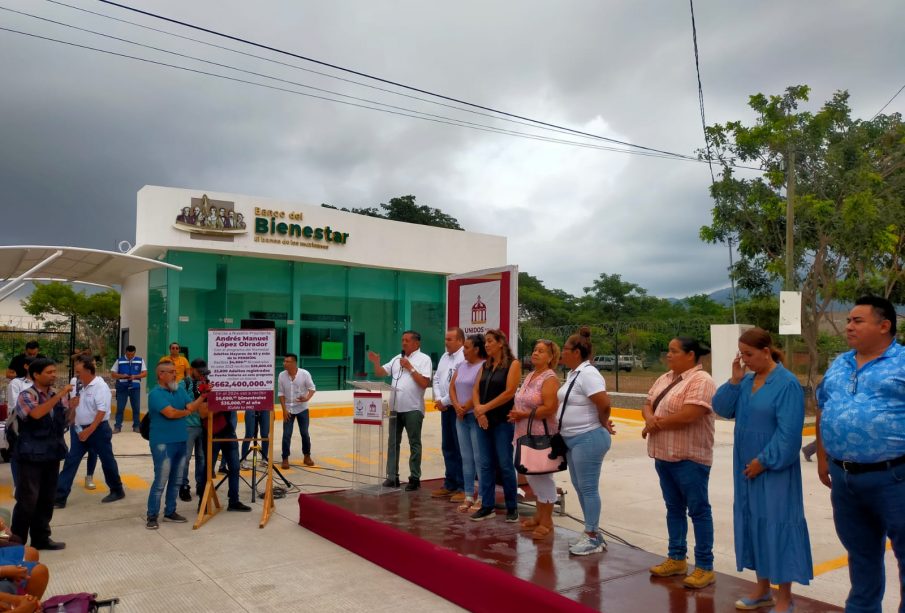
[239,461,250,471]
[84,476,96,490]
[569,534,605,556]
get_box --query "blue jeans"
[456,413,481,498]
[114,386,141,428]
[829,460,905,613]
[654,459,714,570]
[240,411,270,461]
[475,421,518,512]
[281,411,311,459]
[55,422,123,503]
[564,427,611,533]
[181,425,205,495]
[440,408,463,492]
[147,441,187,518]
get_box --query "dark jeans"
[440,407,463,492]
[475,421,518,512]
[114,386,141,428]
[182,425,205,495]
[11,459,60,546]
[386,411,423,482]
[212,425,240,504]
[281,411,311,459]
[829,460,905,613]
[654,459,714,570]
[56,422,123,503]
[240,410,270,461]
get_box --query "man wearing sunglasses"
[815,295,905,612]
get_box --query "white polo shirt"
[383,349,433,414]
[278,368,316,414]
[72,375,112,427]
[7,377,31,411]
[432,347,464,407]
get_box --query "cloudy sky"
[1,0,902,298]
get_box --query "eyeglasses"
[848,371,858,395]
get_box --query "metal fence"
[518,319,836,395]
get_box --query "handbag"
[548,367,585,462]
[514,406,567,475]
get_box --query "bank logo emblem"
[174,195,248,240]
[471,296,487,325]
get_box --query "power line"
[872,82,905,119]
[7,4,673,154]
[43,0,676,151]
[95,0,699,160]
[689,0,737,323]
[0,24,698,161]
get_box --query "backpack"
[139,412,150,440]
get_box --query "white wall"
[132,186,507,275]
[710,324,754,387]
[120,270,149,392]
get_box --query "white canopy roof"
[0,245,181,297]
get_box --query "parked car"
[617,355,644,372]
[592,355,616,371]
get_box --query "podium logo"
[471,296,487,325]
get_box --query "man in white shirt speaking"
[430,328,465,501]
[279,353,316,470]
[54,354,126,508]
[368,330,433,491]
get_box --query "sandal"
[531,524,553,540]
[521,516,540,531]
[458,498,474,513]
[468,499,482,513]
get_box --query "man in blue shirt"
[146,361,206,529]
[816,295,905,613]
[111,345,147,434]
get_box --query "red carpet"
[298,481,842,612]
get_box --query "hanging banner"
[779,291,802,335]
[447,265,518,357]
[206,328,276,412]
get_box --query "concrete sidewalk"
[0,412,897,612]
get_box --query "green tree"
[21,282,121,364]
[323,195,464,230]
[580,273,671,320]
[517,272,574,326]
[700,86,905,383]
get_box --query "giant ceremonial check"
[206,329,276,412]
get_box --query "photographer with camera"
[178,359,209,503]
[197,381,252,513]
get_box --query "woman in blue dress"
[713,328,812,613]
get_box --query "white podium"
[348,381,394,495]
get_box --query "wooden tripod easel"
[193,411,276,529]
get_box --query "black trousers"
[12,459,60,546]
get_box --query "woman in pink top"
[508,339,561,540]
[449,334,487,512]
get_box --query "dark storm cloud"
[0,0,902,298]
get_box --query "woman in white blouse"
[558,326,613,556]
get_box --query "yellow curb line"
[813,541,892,577]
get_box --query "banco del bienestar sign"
[253,207,350,249]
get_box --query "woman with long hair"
[470,329,522,522]
[449,334,486,512]
[508,339,561,539]
[643,337,717,589]
[558,327,613,555]
[713,328,812,612]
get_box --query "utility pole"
[784,149,796,357]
